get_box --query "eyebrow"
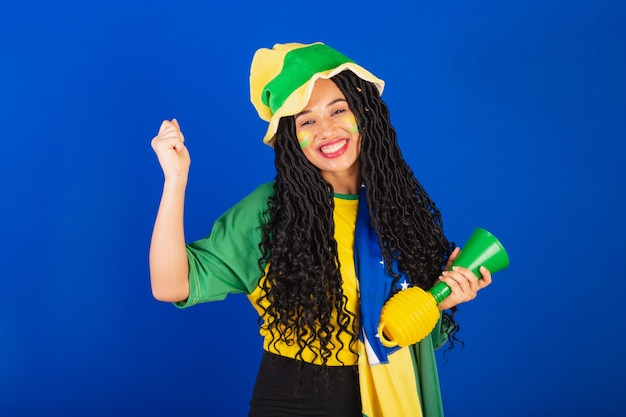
[294,98,348,120]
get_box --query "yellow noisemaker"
[378,228,510,347]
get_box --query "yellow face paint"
[343,113,359,133]
[297,130,312,149]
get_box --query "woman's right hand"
[151,119,191,182]
[149,119,191,302]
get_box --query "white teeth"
[321,140,346,154]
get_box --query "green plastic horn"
[378,228,510,348]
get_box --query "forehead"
[306,78,346,105]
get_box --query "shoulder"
[247,181,276,199]
[233,181,275,210]
[216,181,275,224]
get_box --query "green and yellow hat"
[250,42,385,146]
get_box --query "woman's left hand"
[437,247,492,311]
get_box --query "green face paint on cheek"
[297,131,311,149]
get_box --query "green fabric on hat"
[262,43,355,113]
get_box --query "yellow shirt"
[247,195,360,366]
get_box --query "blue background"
[1,0,625,416]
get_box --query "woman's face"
[294,78,361,193]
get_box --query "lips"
[319,139,348,157]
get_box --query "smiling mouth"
[320,139,347,155]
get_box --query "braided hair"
[256,70,458,367]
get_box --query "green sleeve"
[409,314,452,417]
[411,333,445,417]
[431,312,456,350]
[175,182,274,308]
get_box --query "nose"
[315,117,336,140]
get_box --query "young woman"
[149,42,491,417]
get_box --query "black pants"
[249,351,361,417]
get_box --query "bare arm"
[149,119,191,302]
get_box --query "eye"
[331,108,346,117]
[299,119,315,127]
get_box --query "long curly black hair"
[256,70,458,367]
